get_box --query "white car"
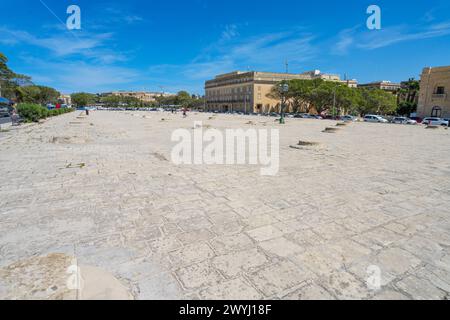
[422,117,449,126]
[364,115,389,123]
[392,117,418,125]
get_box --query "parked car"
[410,116,423,124]
[0,111,10,118]
[308,114,323,119]
[391,117,418,125]
[341,115,358,122]
[0,106,11,118]
[422,117,449,126]
[364,115,389,123]
[443,118,450,126]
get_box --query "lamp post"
[279,83,289,124]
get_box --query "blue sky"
[1,0,450,94]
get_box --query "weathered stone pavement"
[1,111,449,300]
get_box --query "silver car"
[364,115,389,123]
[341,115,358,122]
[392,117,418,125]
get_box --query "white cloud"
[333,27,358,55]
[221,24,239,40]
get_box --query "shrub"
[17,103,47,122]
[17,103,74,122]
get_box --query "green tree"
[71,92,97,107]
[1,52,33,100]
[101,95,121,108]
[397,101,417,116]
[0,53,14,81]
[308,81,357,115]
[357,88,397,116]
[176,91,192,107]
[396,78,419,115]
[16,85,60,104]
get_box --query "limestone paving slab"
[1,111,450,299]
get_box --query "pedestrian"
[11,108,19,126]
[86,108,89,116]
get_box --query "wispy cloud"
[144,27,317,93]
[20,56,142,93]
[359,22,450,49]
[0,27,128,64]
[333,21,450,53]
[333,27,358,55]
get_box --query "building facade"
[358,81,402,92]
[205,70,356,114]
[102,91,173,103]
[59,94,72,105]
[417,66,450,118]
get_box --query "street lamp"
[279,83,289,124]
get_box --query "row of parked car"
[363,115,450,126]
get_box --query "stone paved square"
[1,111,450,300]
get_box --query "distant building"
[59,94,72,105]
[417,66,450,118]
[101,91,174,103]
[358,81,402,92]
[205,70,357,114]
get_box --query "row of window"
[206,86,254,97]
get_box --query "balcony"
[432,93,447,101]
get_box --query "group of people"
[170,108,189,118]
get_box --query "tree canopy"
[155,91,204,109]
[16,85,60,104]
[1,52,58,104]
[268,79,400,116]
[71,92,97,107]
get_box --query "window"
[431,107,442,118]
[436,87,445,94]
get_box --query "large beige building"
[205,70,357,114]
[102,91,174,103]
[417,66,450,118]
